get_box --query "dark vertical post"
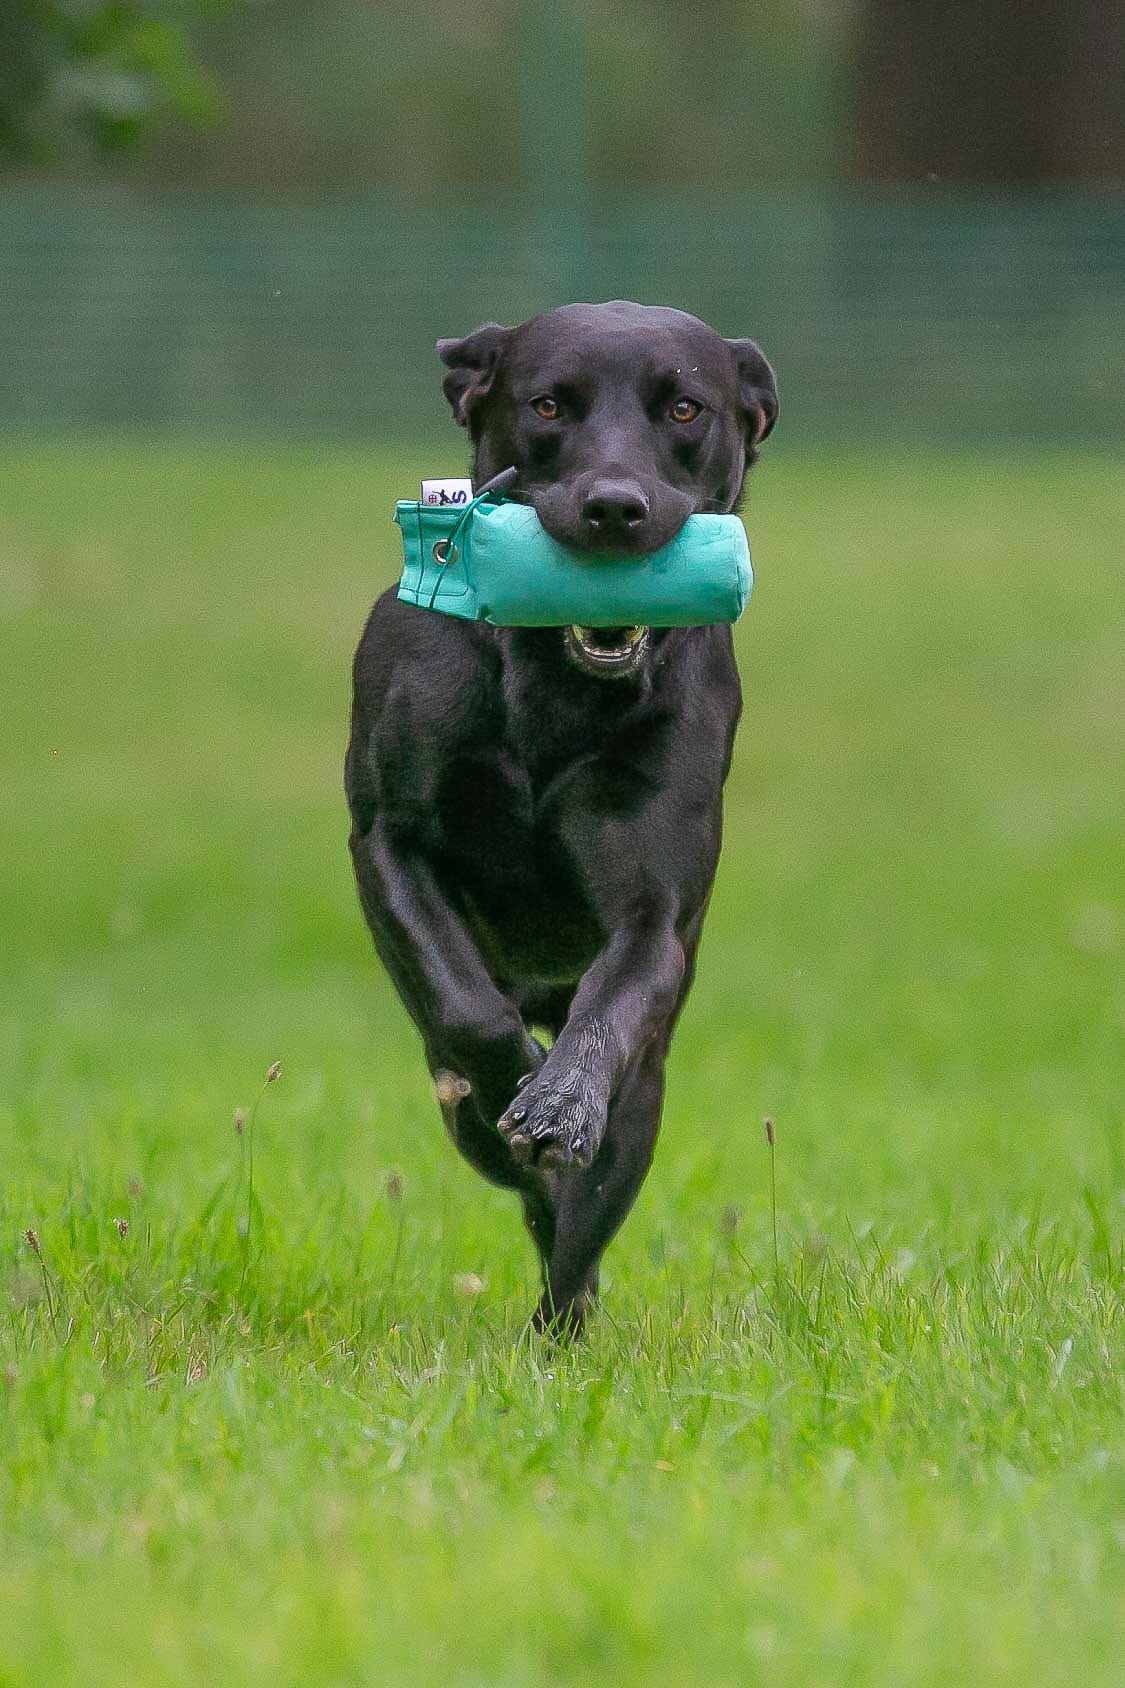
[851,0,1125,184]
[519,0,591,303]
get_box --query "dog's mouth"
[564,624,649,677]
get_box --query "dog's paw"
[497,1068,607,1170]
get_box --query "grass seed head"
[233,1108,247,1136]
[113,1217,128,1239]
[763,1116,776,1147]
[384,1170,404,1202]
[266,1060,281,1083]
[23,1227,40,1257]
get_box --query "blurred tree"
[852,0,1125,184]
[8,1,1120,192]
[588,0,851,189]
[0,0,223,163]
[6,0,850,195]
[127,0,522,194]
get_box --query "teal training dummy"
[395,469,752,629]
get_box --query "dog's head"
[437,300,777,676]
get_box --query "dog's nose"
[582,480,649,536]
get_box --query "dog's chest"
[435,667,626,905]
[438,739,535,848]
[439,658,627,851]
[434,736,605,980]
[435,733,581,875]
[428,650,669,980]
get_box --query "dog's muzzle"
[564,624,649,678]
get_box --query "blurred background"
[2,0,1124,443]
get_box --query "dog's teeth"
[566,624,649,671]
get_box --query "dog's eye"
[531,395,560,421]
[669,398,703,424]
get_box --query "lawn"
[0,439,1121,1686]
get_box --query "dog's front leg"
[497,895,684,1170]
[533,1030,670,1334]
[351,822,544,1133]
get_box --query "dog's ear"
[436,323,511,428]
[726,338,779,449]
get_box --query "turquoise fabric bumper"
[395,498,752,628]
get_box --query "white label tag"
[420,478,473,508]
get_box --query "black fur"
[345,301,777,1334]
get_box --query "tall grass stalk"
[23,1227,58,1337]
[237,1059,281,1286]
[764,1117,779,1280]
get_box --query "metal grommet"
[432,539,458,564]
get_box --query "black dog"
[346,301,777,1333]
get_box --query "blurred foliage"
[0,0,226,160]
[1,2,1121,188]
[2,1,856,189]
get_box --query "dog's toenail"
[509,1106,527,1124]
[516,1072,533,1090]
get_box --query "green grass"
[0,439,1121,1686]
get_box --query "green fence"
[1,187,1122,441]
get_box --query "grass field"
[0,440,1121,1686]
